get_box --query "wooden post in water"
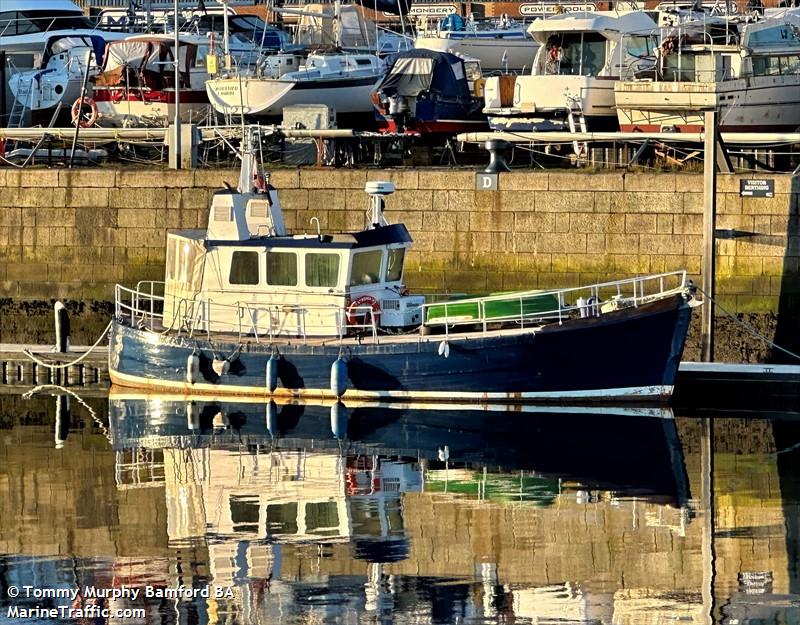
[701,110,718,363]
[54,301,70,353]
[700,417,716,624]
[54,394,70,449]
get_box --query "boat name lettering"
[213,84,242,96]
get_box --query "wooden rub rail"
[0,350,109,388]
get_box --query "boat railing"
[115,282,381,343]
[418,270,689,335]
[115,271,687,343]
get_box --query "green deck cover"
[425,291,560,324]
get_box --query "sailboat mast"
[173,0,181,169]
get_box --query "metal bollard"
[484,139,511,174]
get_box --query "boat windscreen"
[45,35,106,65]
[379,57,435,96]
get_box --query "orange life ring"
[346,295,381,326]
[549,47,559,62]
[71,96,98,128]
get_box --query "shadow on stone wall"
[771,176,800,364]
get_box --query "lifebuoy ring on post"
[346,295,381,326]
[71,96,98,128]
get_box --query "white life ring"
[346,295,381,326]
[71,96,98,128]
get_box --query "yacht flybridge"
[110,129,697,403]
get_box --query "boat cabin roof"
[528,11,657,42]
[172,223,413,250]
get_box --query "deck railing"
[115,281,382,343]
[114,271,689,344]
[418,270,689,336]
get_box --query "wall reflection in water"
[0,391,798,624]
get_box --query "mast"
[173,0,181,169]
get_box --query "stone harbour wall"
[0,166,798,360]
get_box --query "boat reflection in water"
[9,389,800,624]
[98,393,691,622]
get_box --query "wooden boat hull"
[109,294,692,403]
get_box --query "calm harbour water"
[1,390,800,624]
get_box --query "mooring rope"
[23,321,112,369]
[22,384,111,443]
[694,284,800,363]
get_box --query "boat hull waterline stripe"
[110,369,672,402]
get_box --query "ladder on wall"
[566,94,588,165]
[7,74,33,128]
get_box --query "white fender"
[186,353,200,384]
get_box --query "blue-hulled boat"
[109,130,698,403]
[372,49,488,135]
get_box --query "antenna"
[364,181,395,229]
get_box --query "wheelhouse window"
[350,250,383,286]
[266,502,298,536]
[305,501,339,536]
[266,251,298,286]
[385,248,406,282]
[543,32,608,76]
[166,237,178,281]
[663,52,696,81]
[229,251,259,285]
[305,253,340,288]
[627,35,657,59]
[229,496,260,533]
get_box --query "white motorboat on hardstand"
[414,13,540,72]
[108,128,697,403]
[205,51,385,120]
[0,0,123,124]
[615,11,800,132]
[482,11,658,132]
[7,34,105,122]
